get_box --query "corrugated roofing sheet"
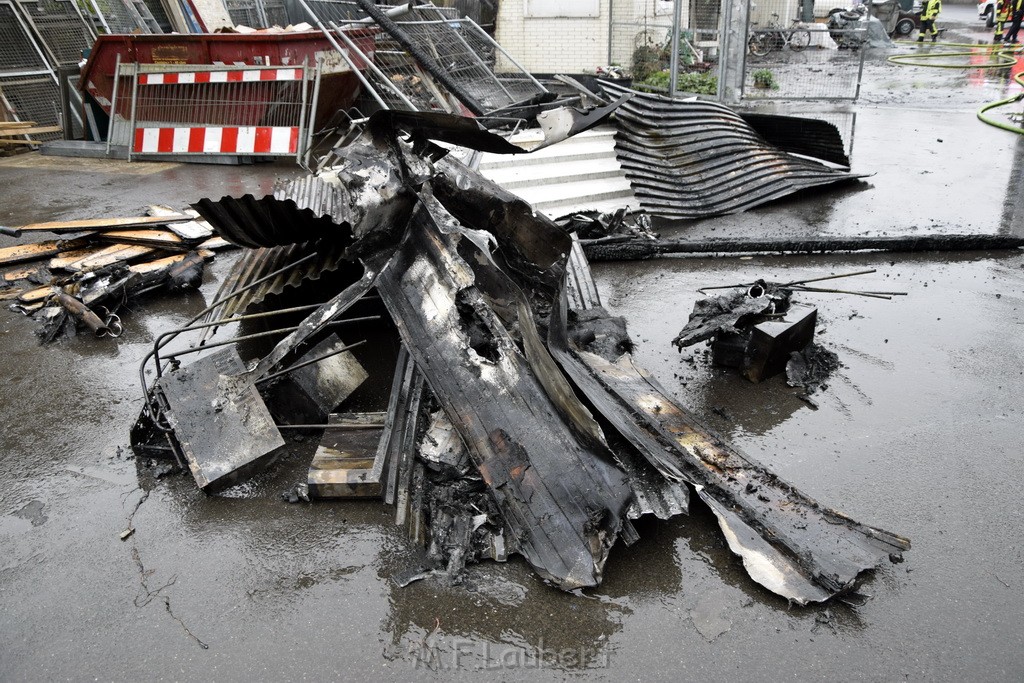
[599,82,862,220]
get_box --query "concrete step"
[538,194,642,220]
[513,176,634,210]
[479,135,618,170]
[481,156,624,190]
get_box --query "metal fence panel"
[0,0,66,139]
[16,0,96,68]
[301,1,543,117]
[90,0,144,33]
[128,64,312,160]
[742,28,866,101]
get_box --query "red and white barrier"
[132,126,299,154]
[137,68,304,85]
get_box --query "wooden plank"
[15,215,193,234]
[0,287,27,301]
[2,265,41,282]
[0,125,62,137]
[0,241,63,267]
[198,236,233,251]
[147,205,213,241]
[63,244,157,272]
[127,249,215,275]
[49,246,107,271]
[96,229,186,249]
[17,285,51,303]
[0,139,43,146]
[0,121,38,129]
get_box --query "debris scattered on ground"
[555,208,658,241]
[129,109,910,604]
[0,206,233,341]
[674,270,895,387]
[787,343,842,403]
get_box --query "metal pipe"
[669,0,683,98]
[107,53,121,155]
[782,269,877,286]
[276,422,383,429]
[297,59,310,164]
[304,56,323,169]
[255,339,367,385]
[127,63,139,162]
[161,316,379,361]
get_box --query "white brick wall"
[496,0,688,74]
[496,0,612,73]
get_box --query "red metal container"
[80,31,374,130]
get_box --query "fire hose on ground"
[887,42,1024,135]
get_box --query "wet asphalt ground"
[1,11,1022,680]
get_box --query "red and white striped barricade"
[126,63,315,162]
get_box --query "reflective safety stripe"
[132,127,299,154]
[138,68,303,85]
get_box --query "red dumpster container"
[80,31,374,131]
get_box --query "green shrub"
[752,68,779,90]
[636,70,717,96]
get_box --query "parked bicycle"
[748,14,812,56]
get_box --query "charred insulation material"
[787,343,841,399]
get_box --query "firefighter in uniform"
[995,0,1011,43]
[1003,0,1024,44]
[917,0,941,42]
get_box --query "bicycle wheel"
[748,32,771,56]
[789,28,811,51]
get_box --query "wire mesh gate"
[299,0,547,117]
[118,62,318,162]
[740,0,865,102]
[0,0,89,140]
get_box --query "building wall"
[496,0,613,73]
[496,0,692,74]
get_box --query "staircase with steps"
[477,126,638,219]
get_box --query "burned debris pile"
[0,209,231,340]
[130,108,910,604]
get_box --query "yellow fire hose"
[887,42,1024,134]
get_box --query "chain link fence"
[609,0,723,98]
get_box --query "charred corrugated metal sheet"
[599,82,862,220]
[191,195,346,249]
[203,240,353,322]
[739,113,851,168]
[371,195,633,590]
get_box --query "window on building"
[524,0,600,18]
